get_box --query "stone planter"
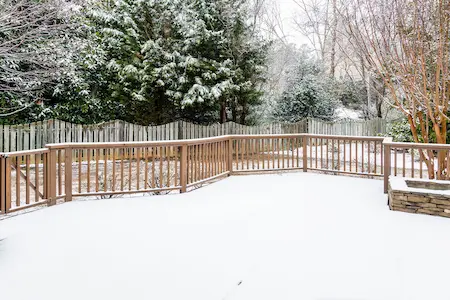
[388,176,450,218]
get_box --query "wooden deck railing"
[1,134,449,214]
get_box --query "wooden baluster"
[136,147,141,190]
[257,139,261,170]
[419,150,423,178]
[343,140,346,172]
[16,156,20,207]
[307,137,311,169]
[349,140,352,172]
[191,145,195,182]
[174,146,178,186]
[218,142,221,174]
[25,155,30,204]
[167,146,171,187]
[78,149,82,193]
[380,142,384,175]
[291,138,295,168]
[402,148,406,177]
[203,143,207,179]
[65,148,73,202]
[447,151,450,180]
[251,139,255,170]
[160,146,164,188]
[244,140,248,170]
[151,147,156,189]
[331,139,335,170]
[262,139,265,169]
[35,154,40,202]
[104,148,108,192]
[95,148,99,192]
[286,138,290,168]
[129,148,133,191]
[180,145,187,193]
[215,142,219,175]
[315,138,318,168]
[361,141,364,173]
[272,138,276,169]
[337,139,341,171]
[87,149,91,192]
[374,141,377,174]
[277,138,281,169]
[320,138,323,169]
[112,148,116,191]
[121,148,125,191]
[197,144,201,180]
[236,140,240,171]
[394,147,397,176]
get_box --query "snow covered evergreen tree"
[49,0,268,125]
[275,52,338,122]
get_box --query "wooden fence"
[0,118,392,153]
[0,120,307,152]
[308,118,389,136]
[1,133,449,214]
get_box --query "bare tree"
[330,0,337,77]
[0,0,74,117]
[293,0,330,59]
[341,0,450,179]
[293,0,338,73]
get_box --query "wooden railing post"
[2,156,11,213]
[302,135,308,172]
[65,147,73,202]
[47,148,57,205]
[228,138,233,175]
[0,155,6,214]
[383,138,392,194]
[180,144,187,193]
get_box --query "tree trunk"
[220,101,227,124]
[330,0,337,77]
[240,103,247,124]
[376,84,384,118]
[435,122,448,180]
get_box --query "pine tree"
[275,53,338,122]
[49,0,268,125]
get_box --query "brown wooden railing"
[1,134,449,214]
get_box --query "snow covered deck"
[1,172,450,300]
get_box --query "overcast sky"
[273,0,310,46]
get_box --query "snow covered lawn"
[1,173,450,300]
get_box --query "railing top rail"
[384,141,450,150]
[45,133,387,150]
[0,148,49,158]
[46,135,232,149]
[229,134,305,139]
[302,133,386,141]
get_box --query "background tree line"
[0,0,268,125]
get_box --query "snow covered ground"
[1,173,450,300]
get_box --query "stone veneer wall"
[389,183,450,218]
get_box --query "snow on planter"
[388,176,450,218]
